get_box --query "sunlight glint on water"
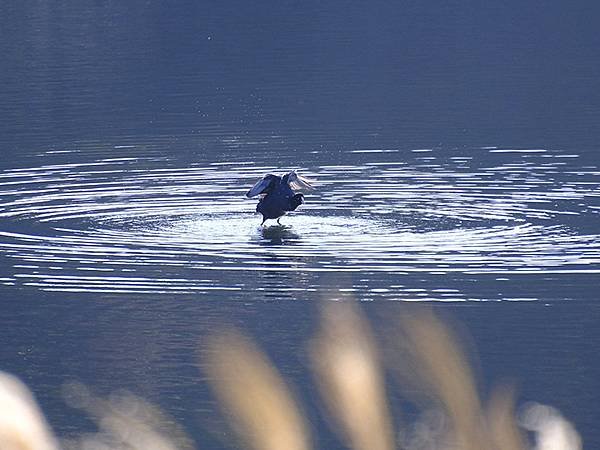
[0,146,599,298]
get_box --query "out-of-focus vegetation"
[0,303,582,449]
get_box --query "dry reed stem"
[520,403,582,450]
[204,331,311,450]
[0,371,59,450]
[400,310,488,450]
[0,304,582,450]
[310,302,395,450]
[62,382,194,450]
[487,385,527,450]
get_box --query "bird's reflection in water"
[248,225,305,301]
[258,224,301,246]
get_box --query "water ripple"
[0,146,598,298]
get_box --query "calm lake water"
[1,1,599,448]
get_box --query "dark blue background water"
[3,0,600,150]
[1,1,599,448]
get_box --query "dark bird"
[246,171,314,225]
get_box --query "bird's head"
[289,193,305,210]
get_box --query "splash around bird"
[246,171,314,225]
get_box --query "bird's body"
[246,171,313,225]
[255,174,302,222]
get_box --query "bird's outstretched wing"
[287,170,315,192]
[246,174,279,198]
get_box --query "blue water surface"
[1,1,599,448]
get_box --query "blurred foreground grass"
[0,303,581,450]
